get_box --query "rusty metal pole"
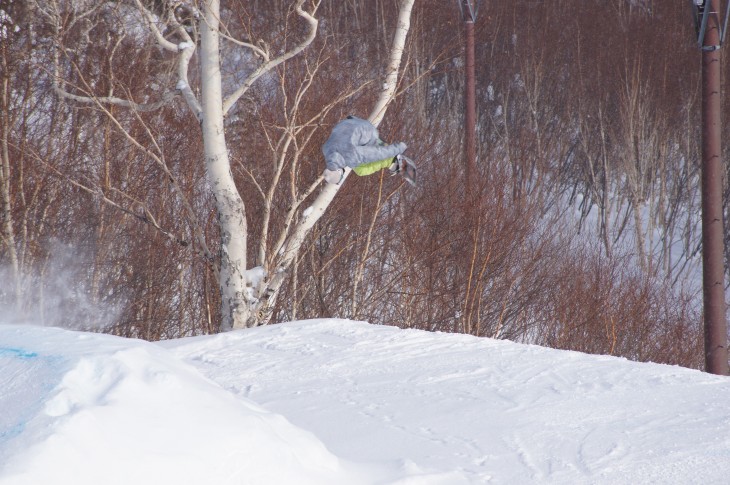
[465,18,476,192]
[458,0,478,195]
[700,0,729,375]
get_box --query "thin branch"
[222,0,321,115]
[218,30,269,60]
[53,82,178,112]
[232,154,267,201]
[40,156,187,247]
[132,0,180,52]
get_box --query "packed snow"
[2,319,730,484]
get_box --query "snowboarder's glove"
[324,167,345,185]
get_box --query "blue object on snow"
[0,348,39,359]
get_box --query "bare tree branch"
[222,0,321,115]
[44,0,203,119]
[36,152,187,248]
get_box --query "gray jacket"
[322,116,406,171]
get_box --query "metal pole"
[701,0,729,375]
[465,18,476,191]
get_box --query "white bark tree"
[40,0,416,330]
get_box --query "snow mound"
[165,319,730,484]
[3,319,730,484]
[0,325,357,485]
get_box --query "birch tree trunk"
[199,0,249,331]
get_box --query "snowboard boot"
[389,155,417,186]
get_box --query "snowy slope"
[2,320,730,484]
[164,319,730,484]
[0,325,391,485]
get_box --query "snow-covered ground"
[2,319,730,484]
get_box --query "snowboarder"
[322,116,416,186]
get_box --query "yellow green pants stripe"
[352,157,393,176]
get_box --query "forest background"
[0,0,722,369]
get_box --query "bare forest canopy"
[0,1,719,368]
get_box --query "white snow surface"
[2,319,730,484]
